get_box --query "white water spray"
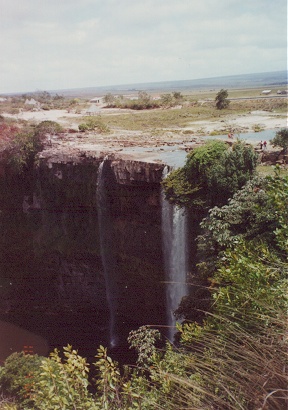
[161,166,188,341]
[97,158,119,348]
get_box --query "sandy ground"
[5,109,84,127]
[185,111,287,134]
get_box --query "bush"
[153,172,288,409]
[78,117,110,133]
[5,126,42,172]
[0,396,17,410]
[31,344,153,409]
[33,346,97,410]
[271,127,288,152]
[0,352,42,407]
[163,140,257,210]
[162,310,288,410]
[34,120,63,139]
[197,170,287,276]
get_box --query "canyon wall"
[0,151,168,348]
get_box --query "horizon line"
[1,69,287,96]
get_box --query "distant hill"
[53,70,287,98]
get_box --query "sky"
[0,0,287,94]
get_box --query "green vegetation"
[0,106,287,408]
[103,90,184,111]
[162,140,257,210]
[0,352,42,408]
[0,122,40,172]
[103,92,115,104]
[271,127,288,153]
[0,169,286,409]
[78,116,110,133]
[257,163,288,176]
[252,123,264,132]
[193,171,287,301]
[160,92,183,108]
[34,120,63,139]
[89,97,285,133]
[0,118,64,172]
[215,89,230,110]
[101,105,212,131]
[104,91,160,110]
[127,326,161,367]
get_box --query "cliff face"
[0,149,167,345]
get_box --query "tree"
[215,89,230,110]
[103,93,115,105]
[195,170,286,282]
[5,126,42,172]
[171,172,288,409]
[34,120,63,139]
[53,93,64,101]
[270,128,288,153]
[35,91,51,104]
[172,91,182,100]
[163,140,257,211]
[138,91,150,103]
[160,93,173,107]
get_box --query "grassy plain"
[1,86,286,136]
[80,96,287,133]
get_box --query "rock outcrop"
[0,147,168,349]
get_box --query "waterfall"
[161,166,188,342]
[97,158,119,348]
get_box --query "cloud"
[0,0,286,93]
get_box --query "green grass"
[72,96,287,132]
[79,109,186,131]
[256,164,288,176]
[78,105,233,132]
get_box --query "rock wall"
[0,151,167,346]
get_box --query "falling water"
[97,158,119,348]
[161,166,188,342]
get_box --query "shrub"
[271,127,288,152]
[34,120,63,139]
[128,325,161,367]
[31,344,153,409]
[0,352,42,407]
[78,117,110,133]
[252,123,264,132]
[33,345,97,410]
[3,126,42,172]
[103,93,115,105]
[0,395,17,410]
[197,170,287,279]
[163,140,257,210]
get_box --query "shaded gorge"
[0,153,200,363]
